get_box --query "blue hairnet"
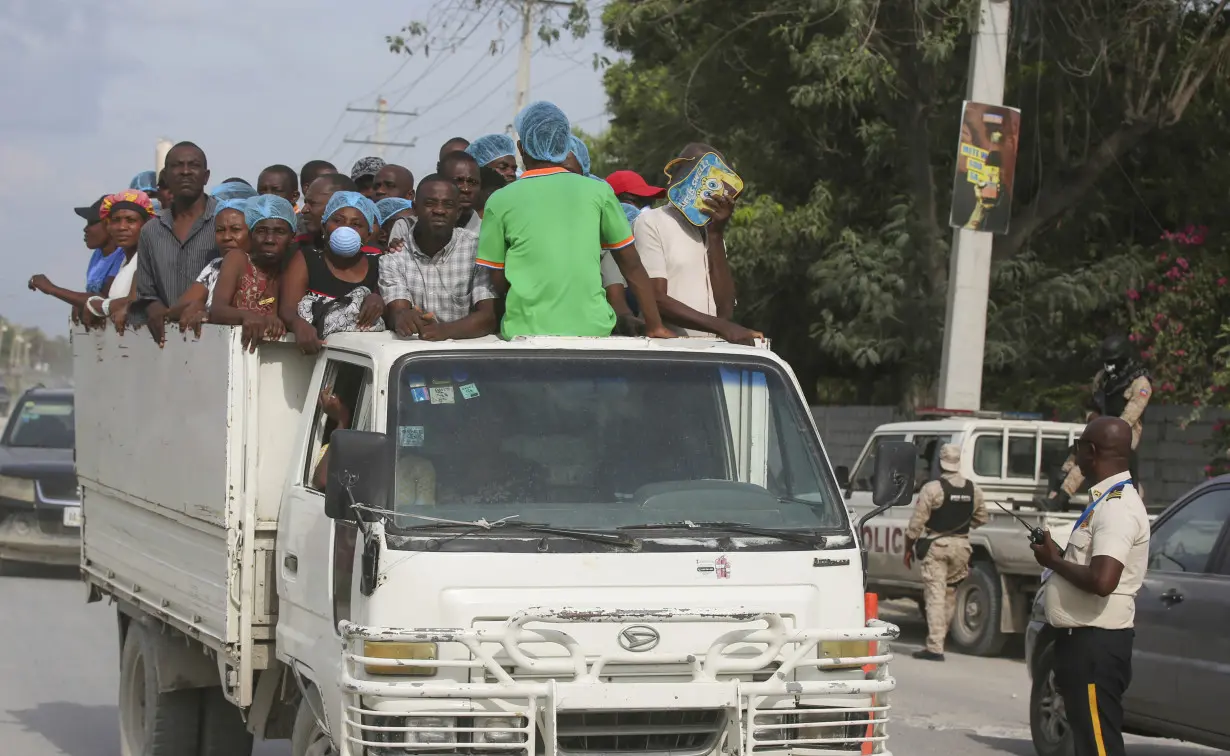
[620,202,641,227]
[211,181,258,201]
[465,134,517,166]
[130,170,158,192]
[514,101,571,163]
[568,135,591,175]
[375,197,415,227]
[324,191,379,231]
[244,195,297,231]
[215,198,250,216]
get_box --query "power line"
[384,0,503,114]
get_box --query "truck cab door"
[276,352,375,737]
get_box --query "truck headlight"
[0,475,35,503]
[406,716,456,745]
[477,716,529,745]
[363,641,437,676]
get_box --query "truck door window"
[1006,434,1037,478]
[851,435,906,492]
[972,434,1003,477]
[1039,436,1070,483]
[911,435,951,490]
[1149,488,1230,574]
[305,359,375,491]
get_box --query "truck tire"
[1030,641,1074,756]
[119,622,203,756]
[947,560,1008,657]
[292,697,336,756]
[199,687,254,756]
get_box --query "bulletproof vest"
[927,479,976,535]
[1096,364,1150,421]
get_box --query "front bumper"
[0,509,80,565]
[338,608,899,755]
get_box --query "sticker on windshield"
[429,386,455,404]
[398,425,425,447]
[459,383,480,400]
[411,387,429,403]
[405,374,426,388]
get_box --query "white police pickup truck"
[841,411,1087,656]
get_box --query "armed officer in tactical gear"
[1041,334,1152,511]
[904,444,989,661]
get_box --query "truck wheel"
[1030,641,1074,756]
[118,622,202,756]
[292,698,336,756]
[947,560,1008,657]
[199,687,254,756]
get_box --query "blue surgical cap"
[211,181,258,201]
[215,198,250,217]
[514,101,571,164]
[465,134,517,166]
[130,170,158,192]
[375,197,415,227]
[244,195,297,231]
[324,191,379,231]
[568,135,591,175]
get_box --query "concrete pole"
[156,139,173,176]
[375,97,389,159]
[936,0,1011,410]
[514,0,534,130]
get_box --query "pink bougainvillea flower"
[1177,257,1190,270]
[1126,288,1140,300]
[1218,277,1227,287]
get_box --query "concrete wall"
[810,403,1229,509]
[810,405,904,470]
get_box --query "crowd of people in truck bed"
[30,101,764,352]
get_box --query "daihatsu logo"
[618,625,660,652]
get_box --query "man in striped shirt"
[475,101,670,339]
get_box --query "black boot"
[912,649,945,662]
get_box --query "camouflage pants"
[920,537,972,654]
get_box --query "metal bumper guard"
[339,608,899,755]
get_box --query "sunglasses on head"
[662,156,697,179]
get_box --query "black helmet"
[1100,333,1130,363]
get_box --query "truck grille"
[557,709,725,754]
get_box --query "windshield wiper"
[399,518,639,549]
[618,521,825,547]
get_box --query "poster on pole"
[948,101,1021,234]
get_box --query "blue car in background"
[0,387,79,570]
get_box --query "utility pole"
[936,0,1011,411]
[344,98,420,156]
[510,0,573,134]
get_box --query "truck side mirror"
[872,441,916,509]
[324,430,393,521]
[834,465,850,491]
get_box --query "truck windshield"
[387,353,846,534]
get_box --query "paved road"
[0,572,1212,756]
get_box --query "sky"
[0,0,613,334]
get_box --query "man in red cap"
[605,171,666,209]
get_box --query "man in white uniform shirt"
[1032,417,1150,756]
[633,143,761,344]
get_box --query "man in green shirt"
[476,101,671,339]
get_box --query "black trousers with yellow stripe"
[1054,626,1134,756]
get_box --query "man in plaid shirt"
[381,175,498,340]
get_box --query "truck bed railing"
[337,609,899,756]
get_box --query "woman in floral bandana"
[79,190,156,332]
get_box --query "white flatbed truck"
[74,326,911,756]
